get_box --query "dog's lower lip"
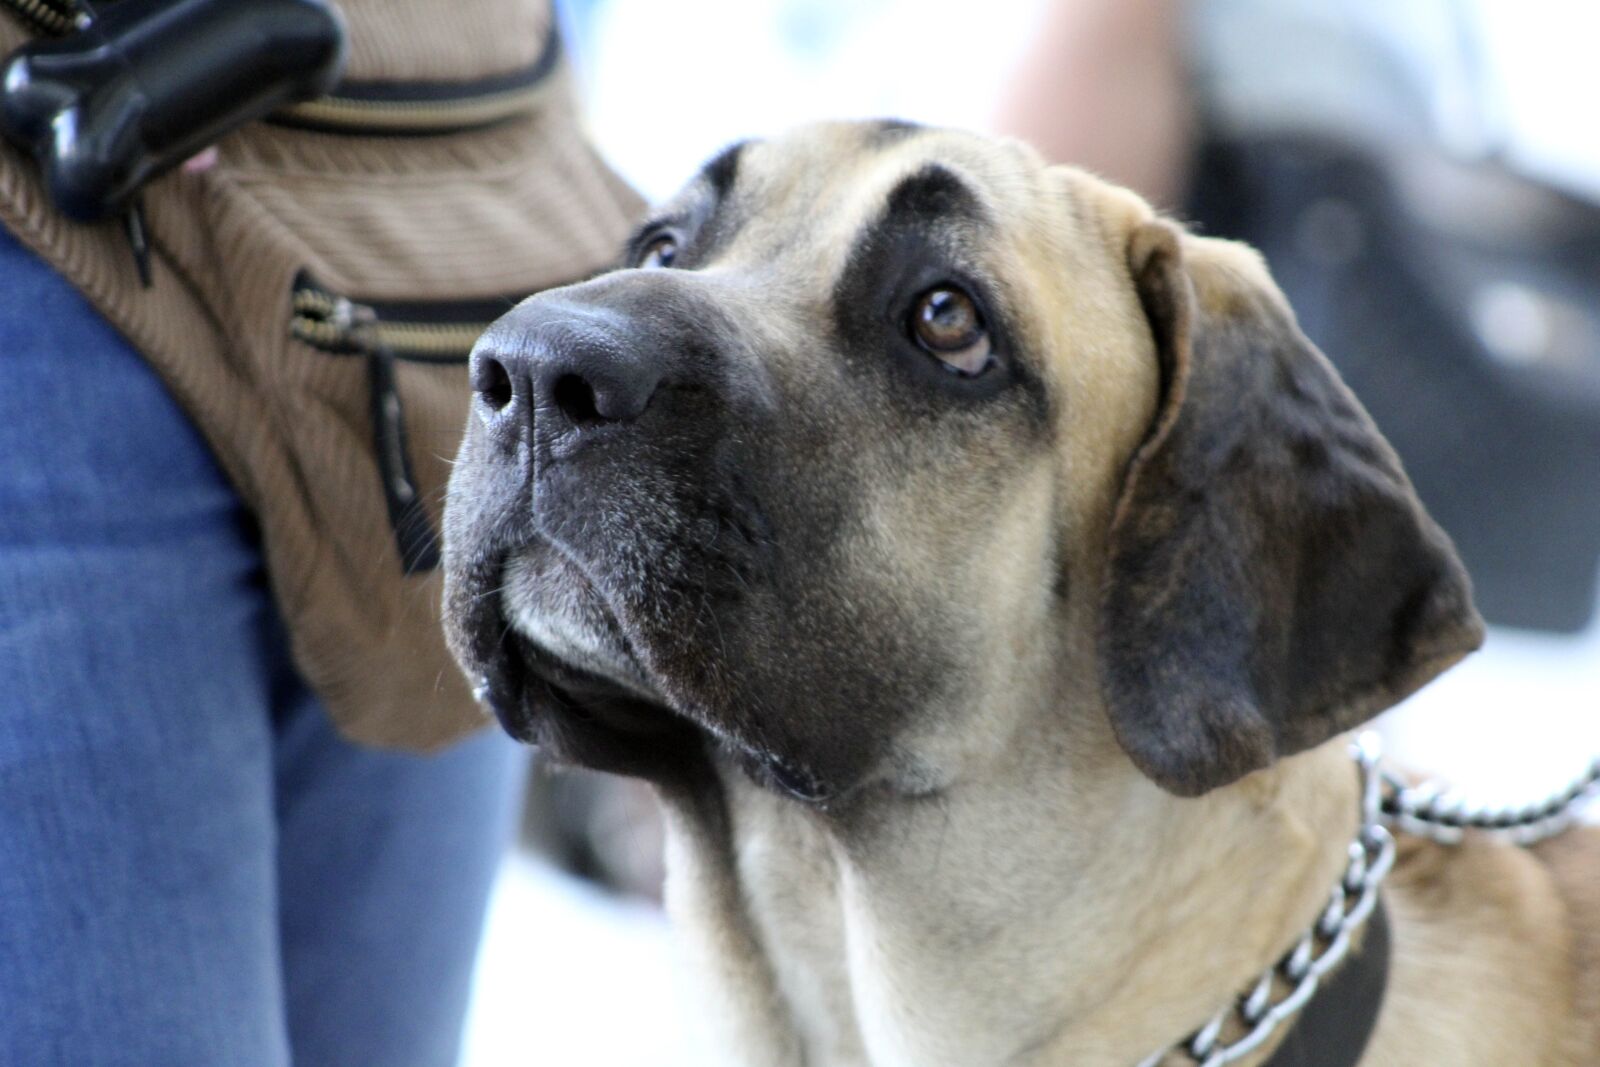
[497,629,684,736]
[476,661,538,742]
[476,653,650,746]
[464,601,547,742]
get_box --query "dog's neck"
[656,716,1360,1067]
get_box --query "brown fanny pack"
[0,1,642,749]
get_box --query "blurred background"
[462,1,1600,1062]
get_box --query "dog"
[440,121,1600,1066]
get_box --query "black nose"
[471,303,662,441]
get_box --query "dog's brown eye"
[911,286,993,376]
[638,234,679,269]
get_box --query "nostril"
[551,373,602,425]
[474,357,513,412]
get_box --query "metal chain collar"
[1381,756,1600,846]
[1138,732,1600,1067]
[1137,735,1394,1067]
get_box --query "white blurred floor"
[460,615,1599,1066]
[460,853,714,1067]
[1379,618,1600,803]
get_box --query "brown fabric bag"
[0,0,643,748]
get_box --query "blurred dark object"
[1188,130,1600,632]
[1180,2,1600,633]
[522,758,666,902]
[0,0,345,222]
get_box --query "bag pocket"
[289,273,518,572]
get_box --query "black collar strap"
[1260,895,1391,1067]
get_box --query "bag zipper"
[272,27,562,136]
[290,279,510,363]
[290,274,523,574]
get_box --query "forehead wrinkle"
[699,128,1046,304]
[833,126,1073,275]
[690,136,898,277]
[701,138,748,202]
[807,146,1001,292]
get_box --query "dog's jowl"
[441,122,1598,1067]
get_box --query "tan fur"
[1357,834,1592,1065]
[499,123,1599,1065]
[658,127,1595,1066]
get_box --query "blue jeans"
[0,227,526,1066]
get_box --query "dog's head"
[441,122,1482,804]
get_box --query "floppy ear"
[1100,221,1484,797]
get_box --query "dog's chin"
[478,622,707,781]
[462,542,849,804]
[467,552,703,780]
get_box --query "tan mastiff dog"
[440,122,1600,1066]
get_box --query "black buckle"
[0,0,346,223]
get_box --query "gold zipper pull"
[291,278,495,362]
[330,293,379,350]
[291,284,379,353]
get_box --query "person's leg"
[0,225,527,1066]
[0,228,291,1066]
[274,672,525,1066]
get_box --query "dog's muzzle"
[440,275,760,785]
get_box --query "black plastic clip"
[1,0,346,225]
